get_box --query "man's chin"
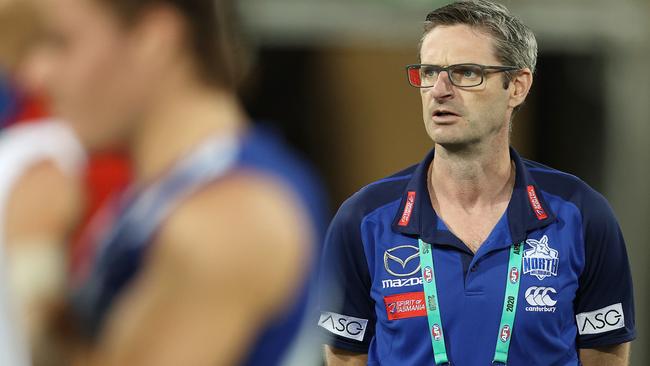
[428,132,465,146]
[428,133,481,152]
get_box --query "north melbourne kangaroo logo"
[523,235,559,280]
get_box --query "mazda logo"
[384,245,420,277]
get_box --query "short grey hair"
[421,0,538,77]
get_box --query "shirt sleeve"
[317,198,375,353]
[574,192,636,348]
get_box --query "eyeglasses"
[405,63,520,88]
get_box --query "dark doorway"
[531,52,607,190]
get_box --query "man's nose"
[428,71,454,100]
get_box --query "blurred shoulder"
[5,160,83,243]
[153,171,312,303]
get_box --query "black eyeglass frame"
[405,63,520,88]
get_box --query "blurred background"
[237,0,649,363]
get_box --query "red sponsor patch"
[384,291,426,320]
[527,185,548,220]
[398,191,416,226]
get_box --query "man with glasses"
[318,1,635,365]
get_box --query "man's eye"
[454,66,480,78]
[421,67,437,78]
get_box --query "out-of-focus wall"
[242,0,650,363]
[314,47,428,200]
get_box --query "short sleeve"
[574,193,636,348]
[317,199,375,353]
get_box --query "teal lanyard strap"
[418,239,524,366]
[418,239,449,365]
[492,242,523,365]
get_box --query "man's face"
[27,0,156,150]
[419,24,514,148]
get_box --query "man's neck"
[430,137,514,211]
[131,81,245,184]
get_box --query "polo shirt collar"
[391,147,556,250]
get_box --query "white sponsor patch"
[381,276,423,289]
[318,312,368,341]
[523,235,559,280]
[384,245,421,277]
[576,303,625,335]
[524,286,557,313]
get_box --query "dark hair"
[101,0,244,90]
[421,0,537,89]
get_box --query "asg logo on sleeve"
[318,312,368,341]
[576,303,625,335]
[523,235,559,280]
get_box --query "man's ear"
[508,68,533,110]
[128,4,187,73]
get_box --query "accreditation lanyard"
[418,239,524,365]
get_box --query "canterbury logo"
[525,286,557,307]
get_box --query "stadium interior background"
[238,0,650,363]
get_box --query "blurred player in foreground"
[29,0,326,365]
[0,1,85,365]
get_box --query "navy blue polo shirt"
[318,147,635,365]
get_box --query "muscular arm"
[324,345,368,366]
[580,343,631,366]
[88,174,313,366]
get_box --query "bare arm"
[88,174,312,366]
[324,345,368,366]
[5,161,82,365]
[580,343,631,366]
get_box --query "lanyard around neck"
[418,239,524,365]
